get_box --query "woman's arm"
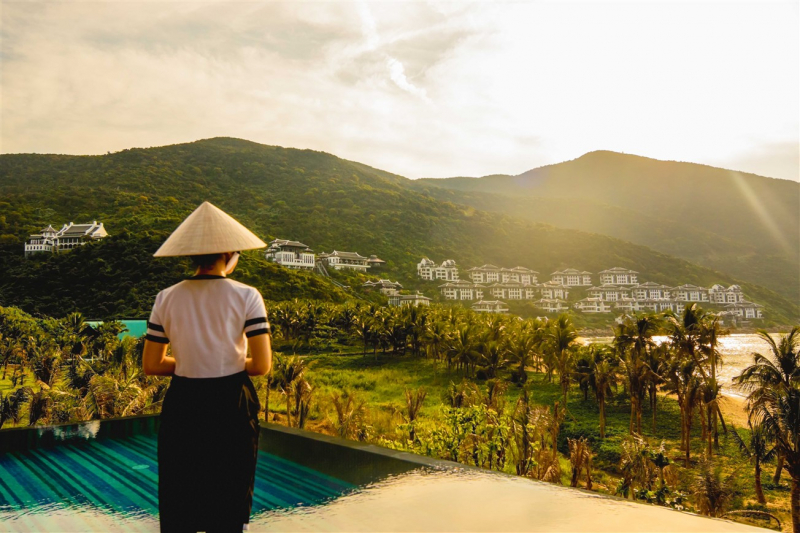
[142,339,176,376]
[245,333,272,376]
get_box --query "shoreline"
[719,392,749,427]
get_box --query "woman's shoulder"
[223,278,263,296]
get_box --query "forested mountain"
[0,138,796,323]
[414,151,800,300]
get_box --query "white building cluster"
[265,238,386,272]
[574,278,763,319]
[426,261,764,319]
[24,222,108,256]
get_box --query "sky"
[1,1,798,181]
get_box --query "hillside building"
[551,269,592,287]
[362,279,402,296]
[417,258,459,281]
[24,222,108,256]
[671,284,710,303]
[264,239,316,270]
[598,267,639,285]
[467,265,537,284]
[367,255,386,268]
[538,282,570,300]
[388,293,431,307]
[319,250,370,272]
[631,282,671,300]
[725,301,764,319]
[709,284,745,304]
[440,281,485,301]
[471,300,509,313]
[587,285,632,302]
[574,297,612,313]
[534,299,569,313]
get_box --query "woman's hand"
[245,333,272,376]
[143,339,176,376]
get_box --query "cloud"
[0,1,797,181]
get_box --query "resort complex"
[24,221,108,256]
[423,259,765,320]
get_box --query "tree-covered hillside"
[415,151,800,300]
[0,138,796,322]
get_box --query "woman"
[142,201,273,533]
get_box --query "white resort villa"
[471,300,510,313]
[362,279,402,296]
[466,265,538,284]
[388,293,431,307]
[264,239,316,270]
[417,258,459,281]
[24,222,108,256]
[551,269,593,287]
[318,250,371,272]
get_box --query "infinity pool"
[0,432,355,531]
[0,417,772,532]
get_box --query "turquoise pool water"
[0,433,355,531]
[86,320,147,340]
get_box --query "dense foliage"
[0,233,351,318]
[1,138,796,323]
[2,301,797,529]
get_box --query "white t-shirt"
[146,274,269,378]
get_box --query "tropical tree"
[690,459,737,518]
[590,347,619,439]
[735,327,800,484]
[403,387,426,443]
[731,421,776,505]
[548,314,577,406]
[748,383,800,532]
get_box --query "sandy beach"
[719,393,749,427]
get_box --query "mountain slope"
[415,151,800,300]
[0,138,796,323]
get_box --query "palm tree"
[735,326,800,484]
[448,325,480,377]
[549,314,577,406]
[478,341,507,379]
[423,319,450,373]
[0,387,31,429]
[618,434,657,499]
[275,355,309,427]
[403,387,426,442]
[591,350,619,439]
[615,314,659,434]
[330,390,367,440]
[690,459,736,518]
[749,383,800,532]
[731,420,776,505]
[506,330,538,385]
[568,436,593,489]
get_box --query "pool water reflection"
[0,432,355,532]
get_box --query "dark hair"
[190,253,224,269]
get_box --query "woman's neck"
[195,264,227,277]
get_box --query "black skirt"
[158,370,261,533]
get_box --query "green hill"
[415,151,800,300]
[0,138,796,323]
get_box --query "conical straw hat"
[153,201,266,257]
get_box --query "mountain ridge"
[0,137,796,323]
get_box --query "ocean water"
[580,333,782,399]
